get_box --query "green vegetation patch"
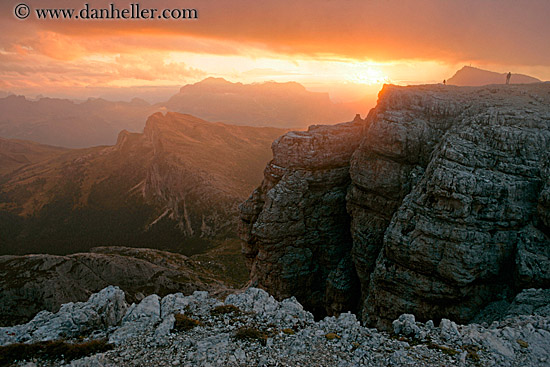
[325,332,341,340]
[462,344,481,361]
[517,339,529,348]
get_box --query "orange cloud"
[1,0,549,64]
[0,43,205,91]
[0,0,548,99]
[30,32,88,60]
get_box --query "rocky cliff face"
[240,115,366,317]
[240,83,550,328]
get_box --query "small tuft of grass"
[210,304,242,316]
[428,342,460,356]
[462,344,481,361]
[0,339,113,365]
[325,332,341,340]
[234,327,267,345]
[174,313,202,331]
[517,339,529,348]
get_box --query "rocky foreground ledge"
[1,287,549,367]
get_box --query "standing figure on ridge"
[506,72,512,85]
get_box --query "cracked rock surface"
[3,286,550,367]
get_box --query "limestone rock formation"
[3,286,550,366]
[360,84,550,328]
[239,115,365,317]
[0,286,127,346]
[240,83,550,328]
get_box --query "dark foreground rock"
[2,286,549,367]
[240,83,550,327]
[0,247,230,327]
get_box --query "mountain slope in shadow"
[0,112,286,256]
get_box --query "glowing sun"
[348,67,391,85]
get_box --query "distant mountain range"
[0,96,158,148]
[164,77,358,128]
[448,66,541,86]
[1,71,544,149]
[0,78,361,148]
[0,112,285,256]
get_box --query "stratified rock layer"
[360,84,550,328]
[240,83,550,328]
[239,116,365,317]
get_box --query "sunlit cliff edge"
[240,82,550,328]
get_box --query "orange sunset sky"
[1,0,549,102]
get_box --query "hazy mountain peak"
[448,66,541,86]
[130,97,150,106]
[179,77,236,93]
[199,76,233,85]
[0,94,160,148]
[166,78,357,128]
[144,111,210,131]
[5,94,26,102]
